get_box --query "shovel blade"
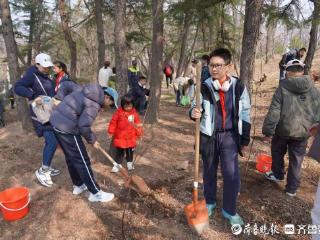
[184,199,209,235]
[124,175,152,195]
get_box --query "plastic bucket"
[256,154,272,173]
[0,187,30,221]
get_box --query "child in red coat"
[108,94,142,172]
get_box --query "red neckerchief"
[218,90,226,129]
[55,71,64,93]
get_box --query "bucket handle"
[0,193,31,212]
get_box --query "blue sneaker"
[222,209,244,226]
[206,203,216,217]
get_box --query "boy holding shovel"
[189,48,251,225]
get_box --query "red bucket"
[0,187,30,221]
[256,154,272,173]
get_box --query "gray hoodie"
[50,83,104,144]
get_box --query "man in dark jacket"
[263,59,320,197]
[200,54,211,83]
[50,83,116,203]
[128,60,141,89]
[279,47,306,81]
[132,76,150,115]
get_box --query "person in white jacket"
[98,61,113,88]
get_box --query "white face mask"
[212,80,231,92]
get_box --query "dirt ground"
[1,54,320,240]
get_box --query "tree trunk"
[265,0,277,63]
[0,0,33,132]
[114,0,128,100]
[33,0,44,56]
[176,11,193,77]
[304,0,320,75]
[27,4,35,66]
[201,21,207,51]
[240,0,264,91]
[57,0,77,79]
[94,0,105,72]
[184,23,200,75]
[145,0,164,124]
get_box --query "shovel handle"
[97,145,130,179]
[194,63,201,199]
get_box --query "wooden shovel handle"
[193,63,202,203]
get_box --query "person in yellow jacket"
[128,60,141,89]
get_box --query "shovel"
[184,68,209,234]
[97,145,151,195]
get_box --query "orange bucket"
[256,154,272,173]
[0,187,30,221]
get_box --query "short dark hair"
[191,59,198,64]
[139,76,147,81]
[299,47,307,52]
[209,48,232,65]
[120,94,134,108]
[188,78,194,85]
[201,54,210,64]
[286,65,304,73]
[104,61,110,68]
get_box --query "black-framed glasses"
[209,63,227,70]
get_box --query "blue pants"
[200,131,240,215]
[42,131,58,167]
[54,130,100,194]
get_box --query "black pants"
[271,136,308,193]
[166,76,172,88]
[10,99,14,109]
[201,131,240,215]
[114,147,133,164]
[54,130,100,194]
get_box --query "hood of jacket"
[82,83,104,106]
[282,75,313,94]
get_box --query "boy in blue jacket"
[190,48,251,226]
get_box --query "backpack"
[165,66,172,76]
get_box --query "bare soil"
[1,54,320,240]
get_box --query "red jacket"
[108,108,142,148]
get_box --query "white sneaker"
[127,162,135,171]
[88,190,114,203]
[35,167,53,187]
[72,184,88,195]
[111,165,120,173]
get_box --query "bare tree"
[240,0,264,91]
[145,0,164,124]
[114,0,128,99]
[0,0,33,131]
[265,0,277,63]
[304,0,320,75]
[176,11,193,77]
[94,0,105,72]
[57,0,77,79]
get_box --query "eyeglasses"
[209,64,227,70]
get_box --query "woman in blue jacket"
[14,53,59,188]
